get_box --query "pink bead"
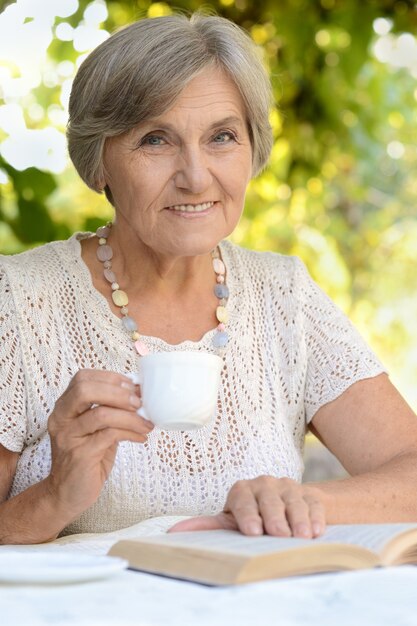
[213,258,225,275]
[104,269,116,283]
[103,261,112,269]
[134,340,149,356]
[216,275,225,283]
[217,323,225,331]
[96,244,113,262]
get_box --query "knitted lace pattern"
[0,234,385,534]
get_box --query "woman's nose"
[173,148,213,193]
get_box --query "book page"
[2,520,415,559]
[138,529,316,554]
[318,524,417,553]
[128,523,417,557]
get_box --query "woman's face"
[103,66,253,258]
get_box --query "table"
[2,562,417,626]
[2,515,417,626]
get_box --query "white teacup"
[127,351,222,431]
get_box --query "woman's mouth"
[166,201,215,213]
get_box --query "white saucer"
[0,551,128,584]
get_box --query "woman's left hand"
[168,476,326,538]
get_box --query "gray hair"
[67,12,273,203]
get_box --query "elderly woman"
[1,13,417,545]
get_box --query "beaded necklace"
[95,223,230,356]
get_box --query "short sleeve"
[294,258,386,423]
[0,263,27,451]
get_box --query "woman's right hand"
[46,369,153,524]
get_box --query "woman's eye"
[212,131,236,144]
[141,135,166,146]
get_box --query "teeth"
[169,202,214,213]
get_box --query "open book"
[108,523,417,585]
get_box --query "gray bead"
[122,316,138,332]
[96,225,111,238]
[214,284,230,299]
[213,331,229,348]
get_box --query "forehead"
[150,67,247,127]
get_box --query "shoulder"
[0,233,82,270]
[221,239,303,272]
[0,233,88,291]
[220,240,309,291]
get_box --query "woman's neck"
[109,223,216,297]
[79,229,222,345]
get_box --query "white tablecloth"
[2,517,417,626]
[1,565,417,626]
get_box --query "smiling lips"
[166,201,215,213]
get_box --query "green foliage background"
[1,0,417,407]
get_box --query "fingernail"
[129,394,141,408]
[121,381,135,391]
[312,522,323,537]
[246,522,263,536]
[295,524,310,538]
[140,418,154,432]
[274,523,291,537]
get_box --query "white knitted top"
[0,233,384,534]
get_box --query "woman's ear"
[96,175,106,192]
[95,171,106,193]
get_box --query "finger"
[304,493,326,537]
[282,494,312,538]
[256,493,292,537]
[168,512,238,533]
[88,426,151,452]
[68,369,138,395]
[53,378,140,425]
[71,406,154,438]
[224,481,264,536]
[51,408,154,454]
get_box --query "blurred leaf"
[11,198,56,243]
[3,166,57,200]
[84,216,107,233]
